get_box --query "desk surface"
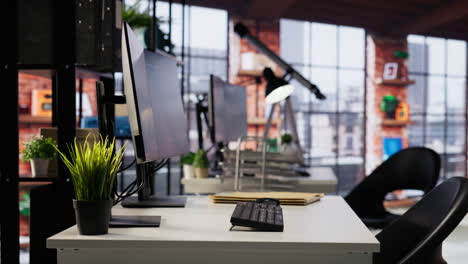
[48,196,378,253]
[182,167,338,194]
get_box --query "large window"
[156,2,228,150]
[408,35,467,178]
[280,19,366,194]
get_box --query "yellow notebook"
[210,192,324,205]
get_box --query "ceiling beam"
[393,0,468,35]
[243,0,297,19]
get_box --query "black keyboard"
[230,198,284,232]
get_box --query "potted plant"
[193,149,209,179]
[122,0,174,52]
[55,136,124,235]
[22,136,56,177]
[180,152,195,179]
[280,133,296,154]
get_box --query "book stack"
[210,192,324,205]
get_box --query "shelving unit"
[381,119,415,127]
[247,117,282,126]
[376,78,415,86]
[19,115,51,124]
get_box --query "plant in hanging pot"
[55,136,124,235]
[180,152,195,179]
[22,136,56,177]
[193,149,209,179]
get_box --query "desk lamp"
[263,68,295,104]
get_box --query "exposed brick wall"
[366,33,409,173]
[18,73,97,176]
[229,18,281,139]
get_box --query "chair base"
[361,212,400,229]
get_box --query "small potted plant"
[193,149,209,179]
[180,152,195,179]
[55,136,124,235]
[280,133,296,154]
[22,136,56,177]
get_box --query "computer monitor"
[208,75,247,144]
[121,22,189,208]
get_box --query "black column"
[0,0,19,263]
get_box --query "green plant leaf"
[22,136,57,161]
[193,149,209,169]
[54,135,125,201]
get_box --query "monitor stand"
[112,162,186,227]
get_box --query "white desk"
[182,167,337,194]
[48,196,378,264]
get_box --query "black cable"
[114,159,167,205]
[117,158,136,173]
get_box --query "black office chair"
[374,177,468,264]
[345,147,441,228]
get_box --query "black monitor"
[120,22,189,208]
[208,75,247,144]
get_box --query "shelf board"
[376,78,415,86]
[248,117,282,126]
[19,176,55,182]
[19,115,51,124]
[381,119,415,126]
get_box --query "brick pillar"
[229,18,281,138]
[366,33,410,173]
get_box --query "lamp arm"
[234,23,326,100]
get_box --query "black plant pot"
[73,199,113,235]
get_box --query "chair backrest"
[345,147,441,217]
[374,177,468,264]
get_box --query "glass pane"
[189,58,227,94]
[426,37,446,75]
[280,19,311,65]
[447,39,466,76]
[294,111,311,151]
[337,113,364,156]
[289,66,311,112]
[408,115,424,147]
[408,36,427,74]
[189,6,227,54]
[311,67,337,111]
[338,160,364,195]
[338,26,365,68]
[338,69,364,112]
[407,74,426,114]
[445,153,466,178]
[310,114,337,158]
[425,114,445,153]
[447,115,465,153]
[311,23,337,66]
[426,76,445,114]
[447,77,466,114]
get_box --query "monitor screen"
[209,75,247,143]
[122,23,189,163]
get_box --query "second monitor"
[208,75,247,145]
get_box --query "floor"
[384,208,468,264]
[444,215,468,263]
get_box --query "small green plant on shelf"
[22,136,56,162]
[180,152,196,179]
[281,133,293,145]
[22,136,56,177]
[193,149,209,179]
[180,152,195,166]
[54,135,125,235]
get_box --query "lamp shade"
[265,84,294,104]
[263,67,295,104]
